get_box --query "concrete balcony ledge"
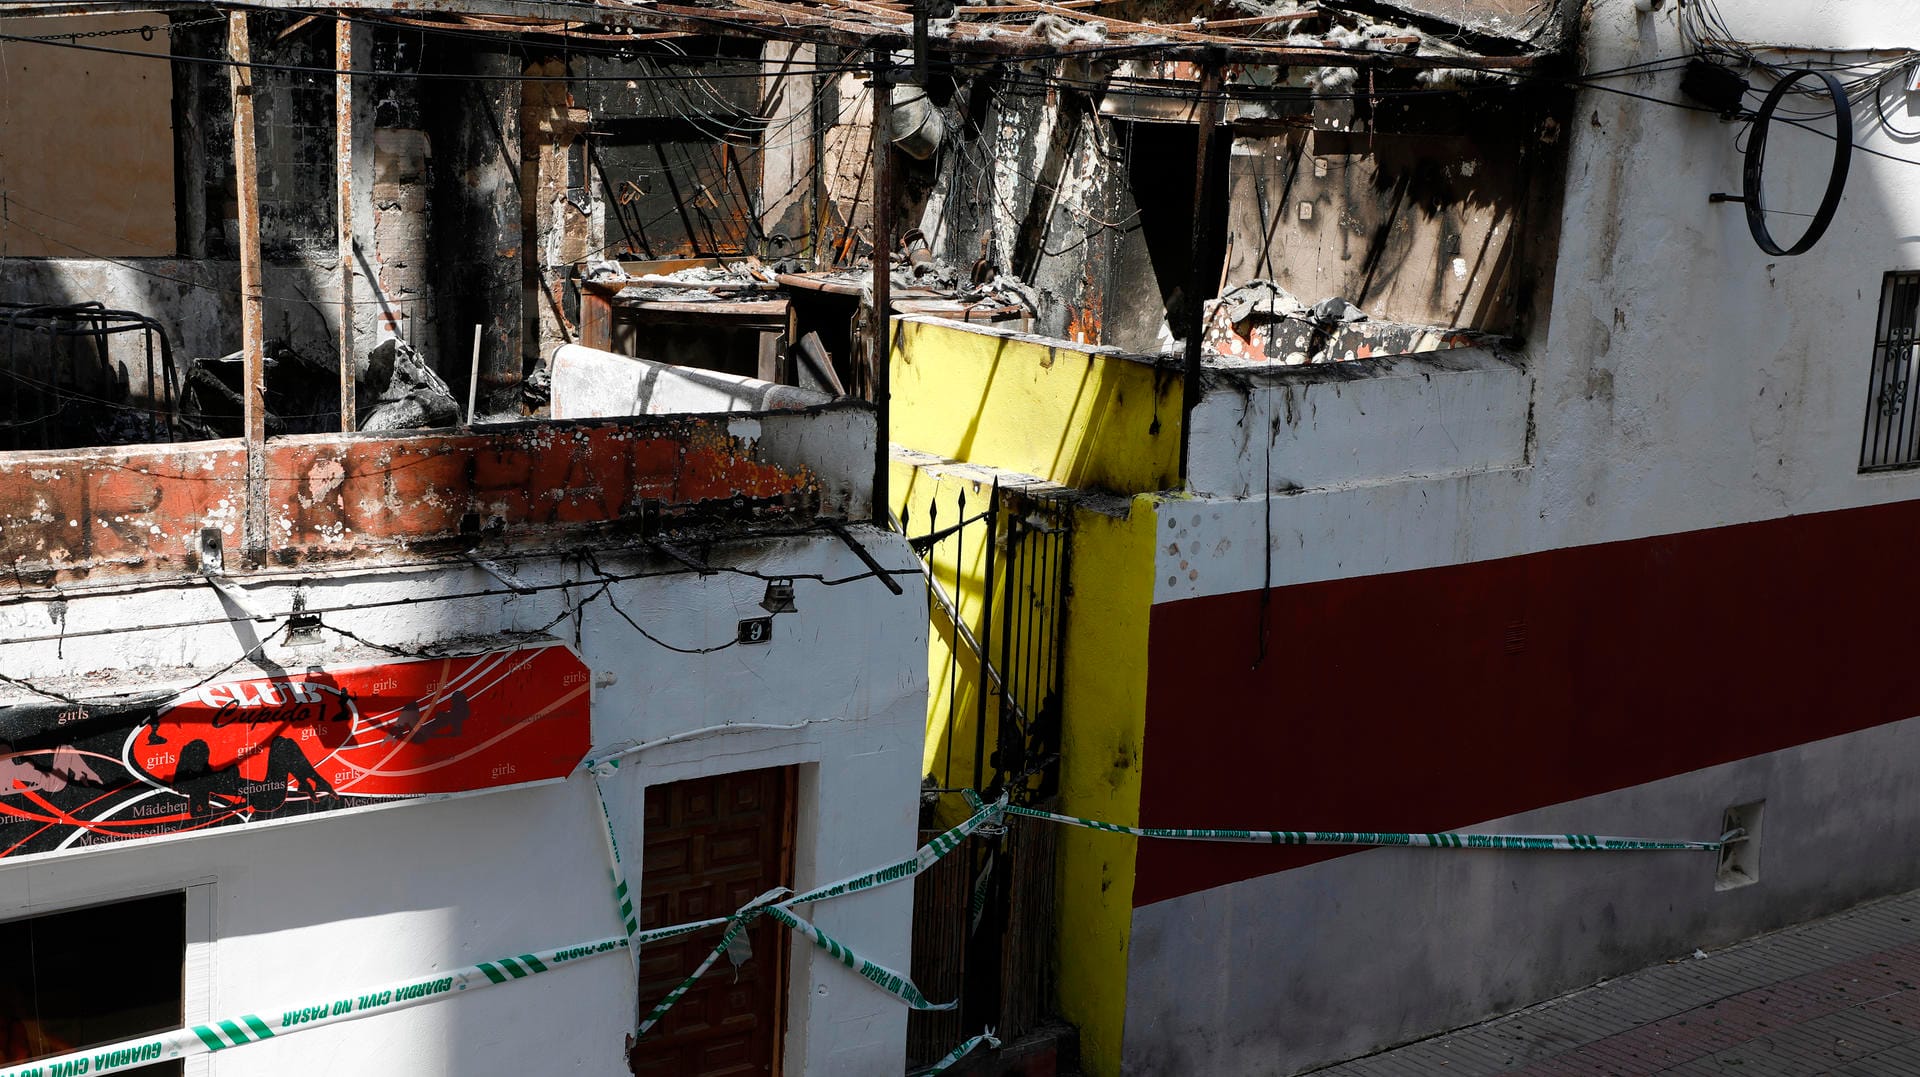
[1185,344,1532,499]
[0,402,875,585]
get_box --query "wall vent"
[1716,800,1764,891]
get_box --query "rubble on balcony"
[1202,280,1482,367]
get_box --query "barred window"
[1861,271,1920,471]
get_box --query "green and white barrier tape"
[763,903,954,1010]
[14,771,1719,1077]
[0,935,628,1077]
[1000,802,1723,852]
[625,801,1004,1039]
[634,886,789,1040]
[922,1030,1001,1075]
[786,795,1005,907]
[588,767,643,994]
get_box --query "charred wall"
[910,54,1571,353]
[1224,86,1571,344]
[0,11,574,437]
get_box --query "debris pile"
[179,341,339,439]
[357,338,461,432]
[581,259,781,303]
[1203,281,1476,365]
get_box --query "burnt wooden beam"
[228,11,269,562]
[869,56,895,525]
[337,16,357,432]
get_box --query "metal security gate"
[901,481,1071,1065]
[905,482,1070,801]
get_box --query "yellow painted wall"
[892,316,1178,1076]
[1051,495,1158,1077]
[890,319,1181,495]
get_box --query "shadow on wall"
[1118,120,1230,354]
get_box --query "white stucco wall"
[1118,2,1920,1072]
[0,528,927,1076]
[1165,0,1920,599]
[1125,714,1920,1075]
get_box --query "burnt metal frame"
[1709,68,1853,258]
[0,302,179,451]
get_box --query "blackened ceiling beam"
[5,0,1553,66]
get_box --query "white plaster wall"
[1122,713,1920,1075]
[1162,0,1920,600]
[549,343,833,417]
[0,527,928,1076]
[1155,470,1529,603]
[1120,5,1920,1071]
[1183,347,1531,501]
[1529,0,1920,553]
[1678,0,1920,52]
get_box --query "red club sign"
[0,643,592,860]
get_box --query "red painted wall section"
[0,440,249,580]
[268,421,818,564]
[0,418,822,581]
[1134,498,1920,909]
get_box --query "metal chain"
[9,14,225,44]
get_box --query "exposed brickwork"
[0,415,826,581]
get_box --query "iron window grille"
[1861,271,1920,471]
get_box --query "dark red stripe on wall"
[1134,498,1920,908]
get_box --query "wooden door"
[630,766,794,1077]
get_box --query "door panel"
[631,766,794,1077]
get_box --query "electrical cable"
[1874,60,1920,140]
[0,528,918,645]
[0,557,769,701]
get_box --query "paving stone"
[1307,889,1920,1076]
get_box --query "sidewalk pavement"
[1309,889,1920,1076]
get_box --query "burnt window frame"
[0,887,199,1075]
[1860,270,1920,472]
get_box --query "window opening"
[1860,270,1920,471]
[0,890,187,1074]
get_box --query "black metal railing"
[901,479,1072,1066]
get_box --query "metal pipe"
[337,16,357,432]
[972,479,996,793]
[996,510,1019,789]
[946,488,961,790]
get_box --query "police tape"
[625,790,1723,1049]
[923,1030,1001,1075]
[763,903,954,1010]
[12,781,1725,1077]
[635,886,790,1039]
[588,767,644,993]
[0,935,630,1077]
[786,795,1005,907]
[999,802,1724,852]
[624,802,1001,1039]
